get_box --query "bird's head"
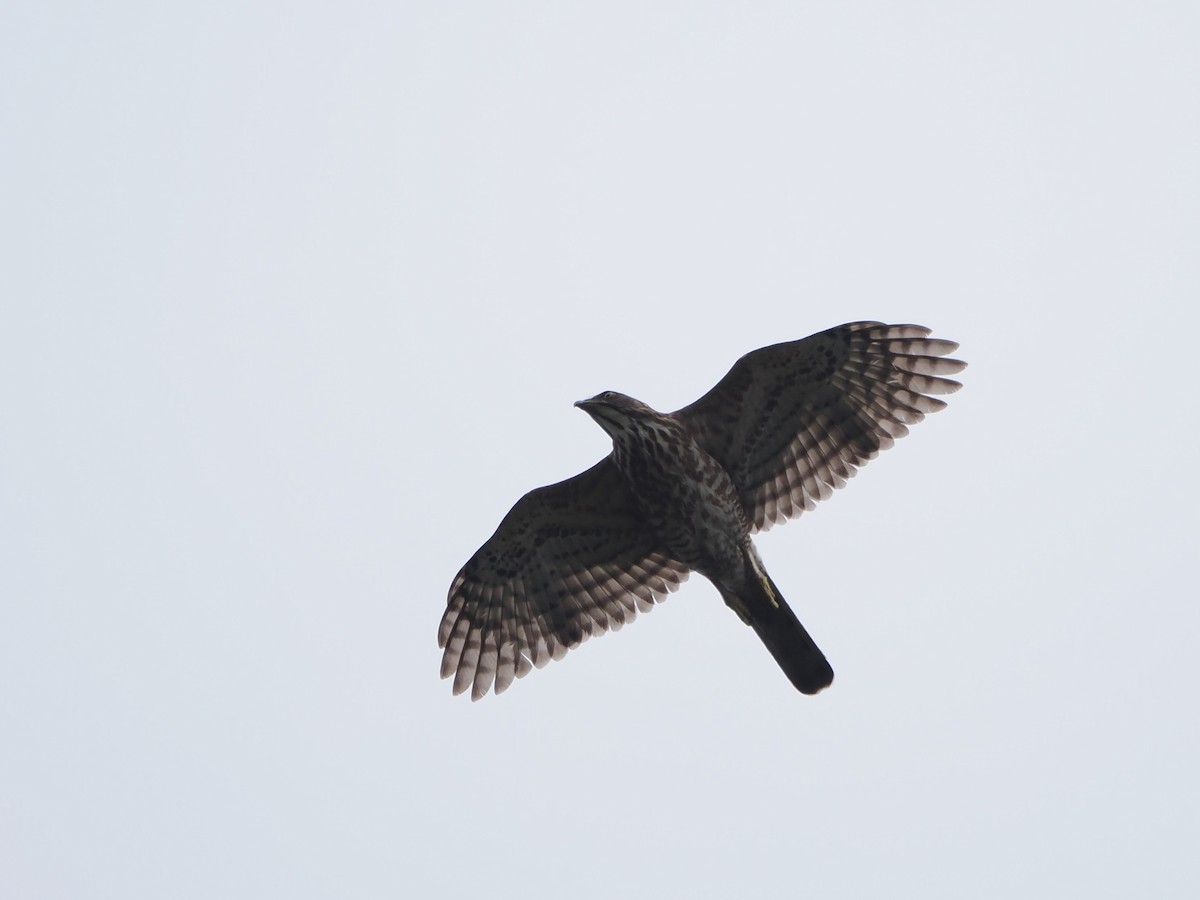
[574,391,656,441]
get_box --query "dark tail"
[729,571,834,695]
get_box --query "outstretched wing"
[676,322,966,532]
[439,458,689,700]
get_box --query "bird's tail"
[723,565,834,696]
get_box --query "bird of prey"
[438,321,965,700]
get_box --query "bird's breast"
[613,428,748,578]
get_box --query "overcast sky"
[3,3,1198,898]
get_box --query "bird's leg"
[746,544,780,608]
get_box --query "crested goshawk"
[438,321,965,700]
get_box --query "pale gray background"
[3,3,1198,898]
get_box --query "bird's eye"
[602,391,618,401]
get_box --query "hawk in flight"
[439,321,965,700]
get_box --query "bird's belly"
[626,450,748,580]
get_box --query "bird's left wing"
[438,458,689,700]
[676,322,966,531]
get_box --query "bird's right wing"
[439,458,689,700]
[676,322,966,531]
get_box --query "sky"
[3,2,1199,897]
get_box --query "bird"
[438,321,965,700]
